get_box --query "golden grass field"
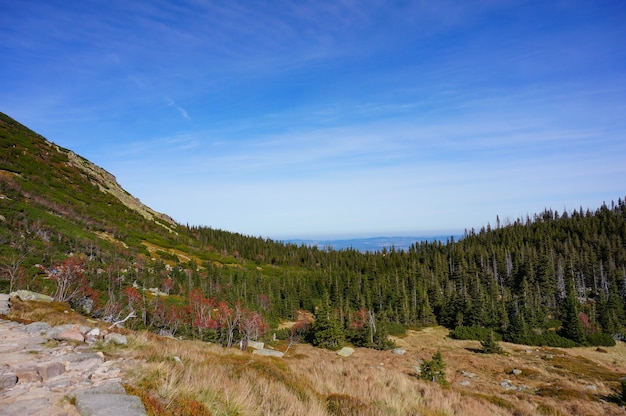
[7,300,626,416]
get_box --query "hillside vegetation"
[2,111,626,414]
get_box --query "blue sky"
[2,1,625,239]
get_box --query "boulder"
[36,361,66,380]
[55,327,85,342]
[0,372,18,390]
[336,347,355,357]
[23,321,52,334]
[391,348,406,355]
[252,349,284,358]
[247,341,265,350]
[0,397,50,415]
[10,290,53,302]
[15,366,42,383]
[75,393,147,416]
[104,333,128,346]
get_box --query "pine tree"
[559,282,585,344]
[310,302,344,350]
[481,330,503,354]
[420,350,447,385]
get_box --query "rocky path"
[0,294,146,416]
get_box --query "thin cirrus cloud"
[1,1,625,238]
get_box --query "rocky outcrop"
[0,317,145,416]
[64,149,176,231]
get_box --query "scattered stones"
[0,315,144,416]
[391,348,406,355]
[336,347,355,357]
[460,370,476,378]
[500,379,517,390]
[499,379,528,392]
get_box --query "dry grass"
[7,301,626,416]
[7,297,99,327]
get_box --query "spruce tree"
[310,302,344,350]
[420,350,447,385]
[481,330,503,354]
[559,283,585,344]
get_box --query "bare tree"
[50,257,88,302]
[1,253,26,293]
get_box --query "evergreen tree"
[310,302,344,350]
[420,350,447,385]
[481,330,503,354]
[559,283,585,344]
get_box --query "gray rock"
[36,361,65,380]
[104,333,128,346]
[23,321,52,334]
[458,380,471,386]
[61,352,104,363]
[86,327,101,338]
[247,340,264,350]
[336,347,355,357]
[55,328,85,342]
[10,290,53,302]
[512,369,522,375]
[0,372,17,390]
[252,349,285,358]
[15,366,42,383]
[499,379,517,390]
[0,397,50,415]
[74,393,146,416]
[391,348,406,355]
[71,381,127,397]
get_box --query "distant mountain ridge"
[286,235,459,252]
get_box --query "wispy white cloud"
[165,97,190,120]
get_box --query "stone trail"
[0,294,146,416]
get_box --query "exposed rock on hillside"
[64,149,176,230]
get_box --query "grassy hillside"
[6,298,626,416]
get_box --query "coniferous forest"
[1,112,626,351]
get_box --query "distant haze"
[286,235,460,253]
